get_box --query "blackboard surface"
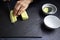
[0,0,60,40]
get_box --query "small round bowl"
[42,3,57,14]
[44,15,60,29]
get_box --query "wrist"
[18,0,33,4]
[27,0,33,4]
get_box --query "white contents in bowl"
[44,15,60,29]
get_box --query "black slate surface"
[0,0,60,40]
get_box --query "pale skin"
[3,0,32,16]
[13,0,32,16]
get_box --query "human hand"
[13,0,32,16]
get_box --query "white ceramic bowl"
[42,3,57,14]
[44,15,60,29]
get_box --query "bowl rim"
[42,3,57,14]
[44,15,60,29]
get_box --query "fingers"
[18,6,24,15]
[13,1,21,16]
[13,0,29,16]
[18,4,29,15]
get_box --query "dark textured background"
[0,0,60,40]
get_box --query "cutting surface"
[0,0,60,40]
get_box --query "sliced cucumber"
[21,11,29,20]
[43,7,49,13]
[10,10,17,23]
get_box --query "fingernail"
[18,13,21,15]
